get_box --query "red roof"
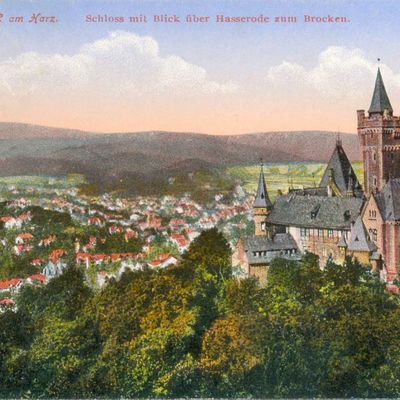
[76,252,90,259]
[158,253,172,261]
[0,278,23,290]
[177,238,188,247]
[171,233,185,240]
[49,248,67,263]
[28,274,47,283]
[17,233,33,240]
[170,218,185,226]
[0,298,14,306]
[111,254,121,262]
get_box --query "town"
[0,175,253,310]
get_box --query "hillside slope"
[0,123,360,191]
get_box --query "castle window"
[373,177,377,187]
[328,229,334,238]
[261,222,266,231]
[369,210,377,219]
[373,152,376,161]
[318,229,324,237]
[372,229,378,242]
[300,228,306,237]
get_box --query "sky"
[0,0,399,134]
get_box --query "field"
[227,161,364,200]
[0,174,86,189]
[0,162,365,201]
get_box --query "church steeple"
[369,68,393,115]
[254,161,272,209]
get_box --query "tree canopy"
[1,230,400,398]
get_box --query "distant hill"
[0,123,360,193]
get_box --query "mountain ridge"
[0,123,360,193]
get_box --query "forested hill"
[0,122,359,176]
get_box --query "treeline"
[79,169,236,204]
[1,228,400,398]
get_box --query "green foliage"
[28,206,73,228]
[2,234,400,398]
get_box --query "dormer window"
[311,204,320,220]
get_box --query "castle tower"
[253,162,272,236]
[357,68,400,193]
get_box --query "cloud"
[265,46,400,99]
[0,30,238,101]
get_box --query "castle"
[235,68,400,286]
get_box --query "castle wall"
[248,264,269,286]
[383,223,400,282]
[288,226,348,267]
[347,250,371,265]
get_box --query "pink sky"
[1,20,399,134]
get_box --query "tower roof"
[254,163,272,208]
[319,139,362,196]
[369,68,393,115]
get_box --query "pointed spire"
[336,132,342,147]
[369,68,393,115]
[320,140,362,196]
[254,160,272,209]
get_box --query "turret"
[358,68,400,193]
[253,161,272,237]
